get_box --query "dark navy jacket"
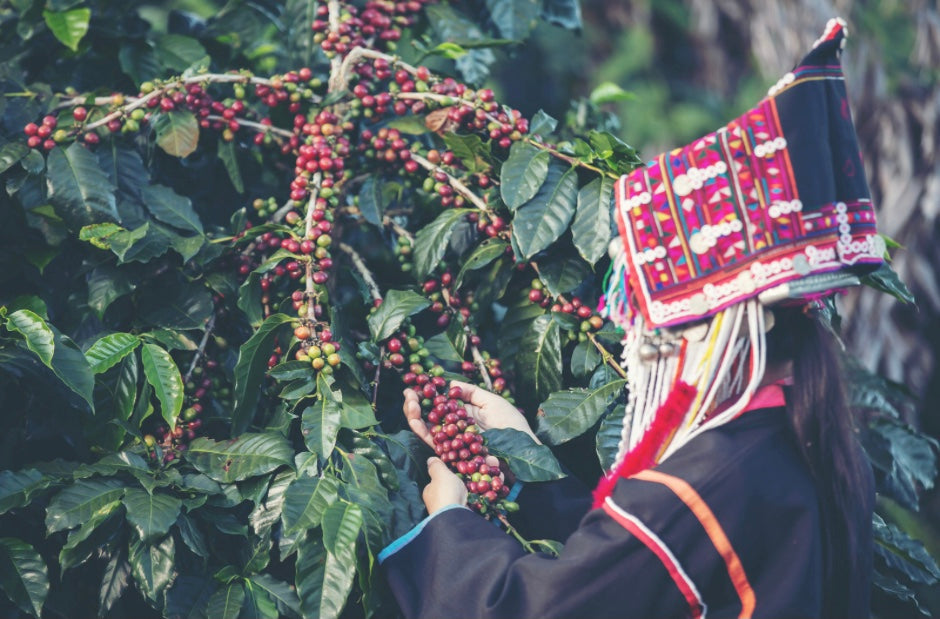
[381,407,873,618]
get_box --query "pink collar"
[743,379,790,412]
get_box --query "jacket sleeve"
[380,498,695,619]
[506,474,593,542]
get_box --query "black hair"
[765,304,873,618]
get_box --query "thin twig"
[372,344,385,407]
[304,174,323,316]
[183,314,217,384]
[441,289,494,390]
[337,241,382,302]
[205,114,294,138]
[410,152,493,215]
[334,46,420,92]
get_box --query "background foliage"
[0,1,937,618]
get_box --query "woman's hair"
[766,304,872,617]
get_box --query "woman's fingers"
[403,388,433,448]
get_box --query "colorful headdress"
[594,19,884,506]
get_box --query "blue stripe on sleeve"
[377,504,470,563]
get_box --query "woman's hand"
[402,380,539,449]
[423,457,467,514]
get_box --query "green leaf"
[357,177,387,227]
[85,332,140,374]
[282,474,339,534]
[98,546,131,617]
[517,314,563,402]
[175,513,209,558]
[485,0,539,40]
[511,161,578,259]
[413,208,471,280]
[536,379,627,445]
[863,264,916,305]
[0,142,30,175]
[0,469,53,515]
[122,489,181,543]
[529,110,557,136]
[541,0,582,30]
[155,34,208,72]
[6,309,54,367]
[0,538,48,617]
[138,282,214,330]
[42,7,90,51]
[500,142,550,210]
[97,143,150,201]
[207,582,246,619]
[46,142,119,229]
[87,264,135,316]
[231,313,293,434]
[596,407,624,471]
[142,184,204,235]
[573,176,614,264]
[484,428,565,482]
[873,513,940,585]
[153,111,200,158]
[590,81,636,105]
[187,433,293,484]
[538,253,593,297]
[218,140,245,193]
[367,290,430,342]
[46,478,125,533]
[165,574,216,619]
[456,238,507,288]
[321,502,363,557]
[570,339,602,378]
[426,4,496,85]
[498,297,546,362]
[140,342,183,431]
[302,375,343,458]
[296,538,355,619]
[59,501,123,571]
[441,133,488,173]
[587,131,643,174]
[423,332,465,364]
[867,418,938,509]
[340,389,378,430]
[247,574,302,619]
[427,41,467,59]
[129,534,175,602]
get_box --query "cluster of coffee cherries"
[292,319,342,375]
[290,108,353,202]
[527,279,606,341]
[359,126,420,174]
[382,328,431,371]
[311,1,434,57]
[143,352,228,462]
[421,384,515,515]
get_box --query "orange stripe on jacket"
[634,469,756,618]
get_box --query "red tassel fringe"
[592,381,697,508]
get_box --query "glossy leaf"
[140,342,183,431]
[485,0,539,40]
[187,433,293,484]
[0,142,30,175]
[357,177,387,226]
[247,574,302,619]
[282,474,339,534]
[0,469,53,515]
[517,314,563,403]
[413,208,471,279]
[500,142,550,210]
[541,0,582,29]
[302,375,343,458]
[46,478,125,534]
[441,133,488,173]
[98,546,131,617]
[511,162,578,259]
[231,313,293,434]
[142,184,204,235]
[536,379,627,445]
[129,534,175,602]
[529,110,558,136]
[321,502,363,557]
[498,297,546,363]
[138,282,214,330]
[46,142,118,228]
[596,408,625,471]
[0,538,48,617]
[296,538,355,619]
[873,513,940,585]
[456,238,507,288]
[538,253,593,297]
[58,502,123,571]
[484,428,565,482]
[42,7,90,50]
[367,290,430,342]
[6,309,54,367]
[207,582,246,619]
[123,488,182,542]
[85,332,140,374]
[573,176,614,264]
[153,111,199,158]
[863,264,916,305]
[570,339,602,378]
[175,513,209,558]
[250,469,295,535]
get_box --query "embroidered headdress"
[594,18,884,506]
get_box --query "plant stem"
[183,314,217,384]
[409,152,493,216]
[205,114,294,138]
[337,241,382,302]
[304,174,323,316]
[441,289,493,390]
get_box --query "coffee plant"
[0,1,936,618]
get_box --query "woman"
[380,18,879,619]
